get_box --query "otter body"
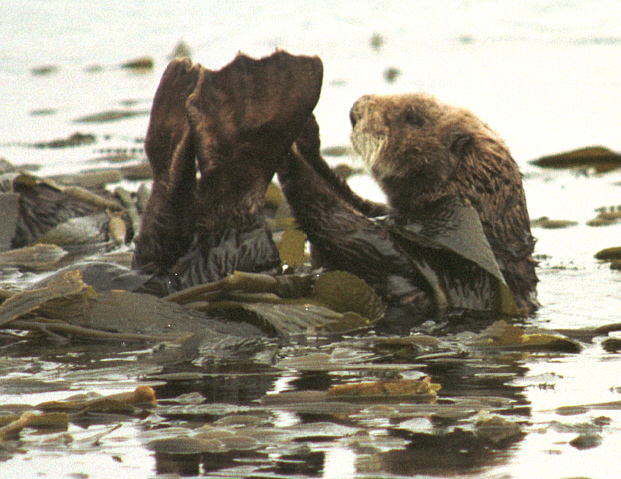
[279,93,538,318]
[128,52,537,328]
[348,93,538,311]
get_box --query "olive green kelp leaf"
[234,302,376,337]
[277,222,308,267]
[379,197,518,317]
[207,271,384,338]
[313,270,386,321]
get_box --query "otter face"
[349,93,482,209]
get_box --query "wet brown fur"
[134,51,537,314]
[133,52,323,280]
[349,93,538,310]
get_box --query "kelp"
[469,320,582,353]
[0,270,94,327]
[0,387,156,442]
[380,197,519,317]
[530,146,621,172]
[228,302,376,337]
[166,270,384,337]
[13,172,123,211]
[0,243,68,270]
[326,376,441,402]
[313,270,385,320]
[36,385,157,413]
[530,216,578,229]
[0,270,218,342]
[0,269,384,344]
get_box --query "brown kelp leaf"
[170,40,192,60]
[147,437,225,454]
[31,65,58,76]
[382,198,519,317]
[587,206,621,227]
[38,286,214,338]
[36,386,156,413]
[74,110,150,124]
[470,320,582,353]
[0,244,68,270]
[164,271,281,304]
[52,169,123,189]
[265,182,284,209]
[475,413,523,443]
[234,302,374,337]
[530,146,621,172]
[0,270,95,327]
[34,212,110,248]
[0,412,69,432]
[313,270,385,322]
[0,412,37,440]
[327,376,441,401]
[530,216,578,229]
[32,132,96,149]
[595,246,621,261]
[120,56,154,71]
[366,335,446,360]
[13,172,123,211]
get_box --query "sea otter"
[127,51,537,323]
[349,93,539,311]
[277,95,538,318]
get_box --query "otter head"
[349,93,504,213]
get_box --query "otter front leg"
[294,115,389,218]
[278,146,433,314]
[133,59,202,274]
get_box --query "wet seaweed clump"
[370,32,384,51]
[530,146,621,173]
[383,66,400,83]
[530,216,578,229]
[170,40,192,59]
[120,56,154,71]
[30,65,59,76]
[33,132,96,149]
[587,205,621,226]
[595,246,621,270]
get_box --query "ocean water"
[2,1,621,478]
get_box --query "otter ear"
[449,132,473,160]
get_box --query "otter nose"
[349,95,372,128]
[349,105,359,128]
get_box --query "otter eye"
[404,109,424,128]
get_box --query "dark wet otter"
[278,95,538,316]
[349,93,539,311]
[128,52,538,320]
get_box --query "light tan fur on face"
[350,93,513,211]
